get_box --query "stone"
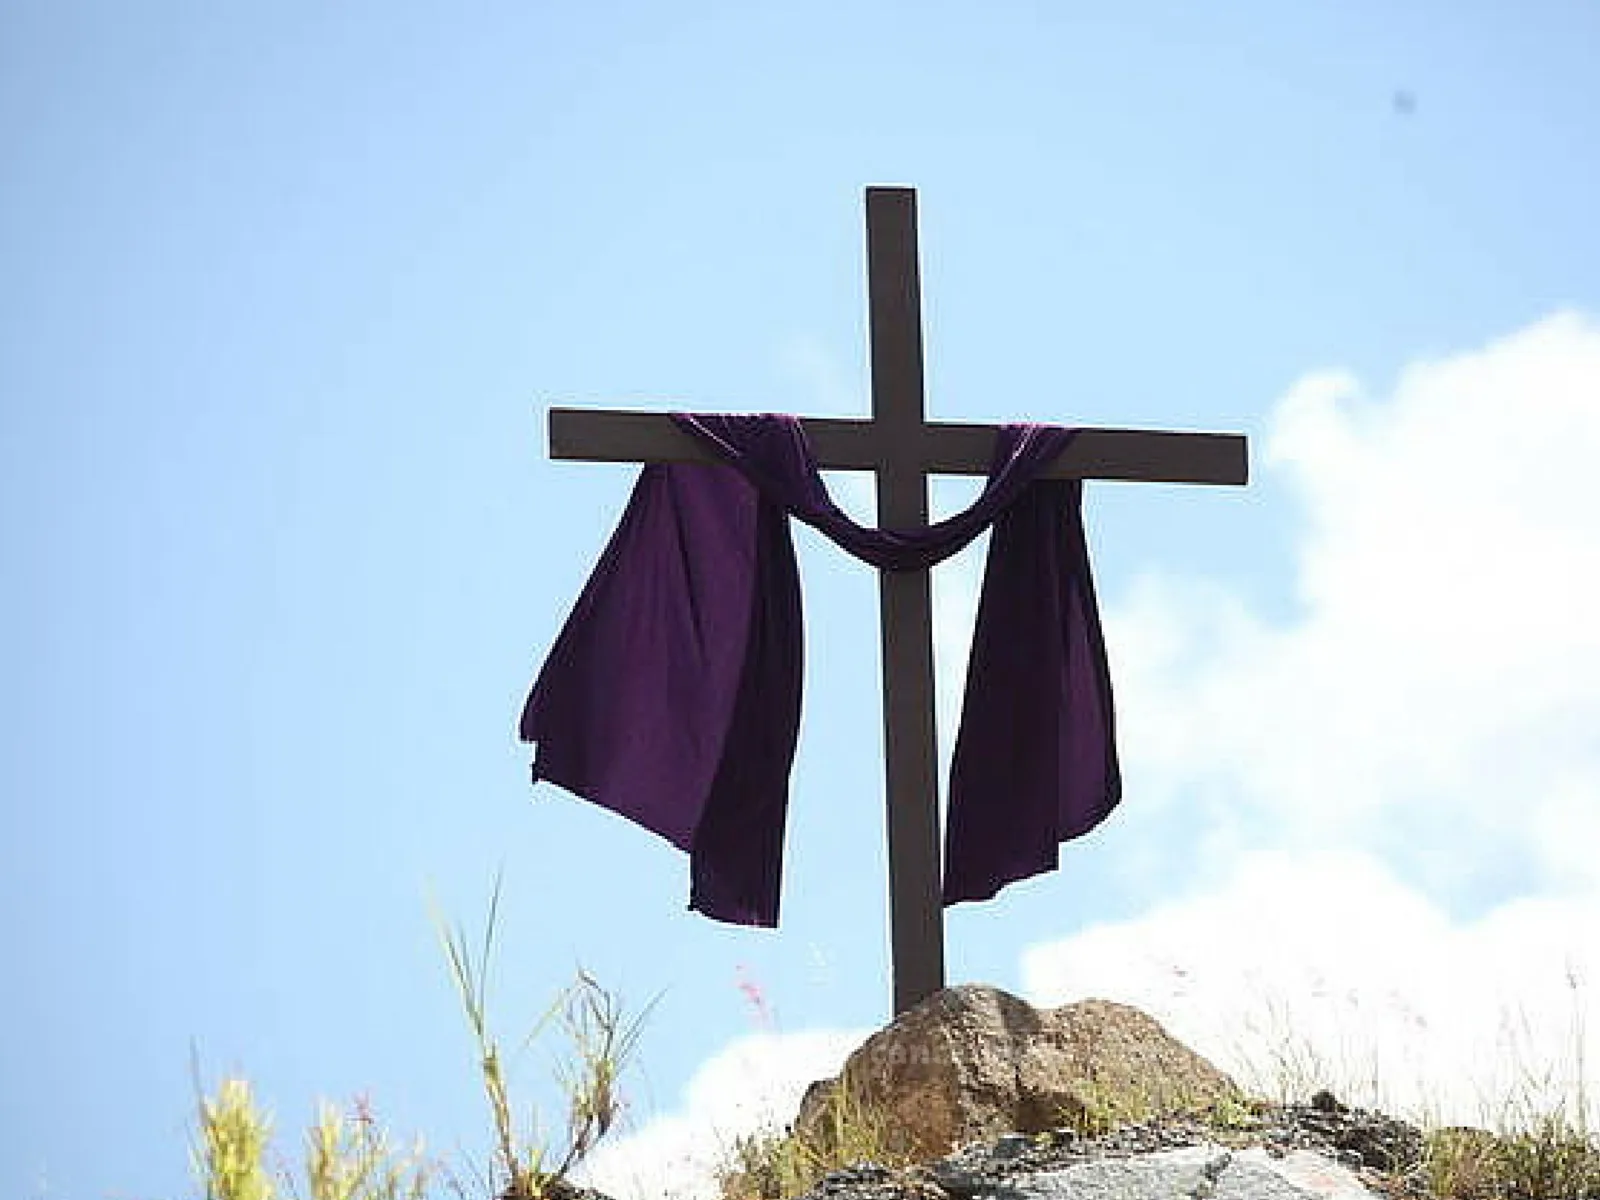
[1219,1147,1386,1199]
[795,985,1243,1162]
[1259,1093,1424,1175]
[809,1145,1383,1200]
[988,1145,1380,1200]
[988,1144,1230,1200]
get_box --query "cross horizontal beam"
[548,407,1249,485]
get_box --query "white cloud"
[1021,310,1600,1128]
[1113,313,1600,882]
[574,1030,866,1200]
[1020,849,1597,1128]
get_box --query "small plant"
[188,1056,434,1200]
[714,1081,910,1200]
[296,1094,435,1200]
[716,1129,798,1200]
[1490,1110,1600,1200]
[1062,1074,1143,1138]
[429,868,656,1200]
[1421,1125,1502,1200]
[1201,1089,1263,1133]
[187,869,650,1200]
[1057,1073,1248,1139]
[1420,966,1600,1200]
[191,1070,280,1200]
[1416,1115,1600,1200]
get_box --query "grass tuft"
[188,1058,435,1200]
[190,1066,280,1200]
[713,1082,912,1200]
[189,870,650,1200]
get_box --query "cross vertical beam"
[865,188,945,1013]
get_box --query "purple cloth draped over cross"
[520,413,1120,925]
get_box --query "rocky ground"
[801,1091,1435,1200]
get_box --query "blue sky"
[4,3,1599,1199]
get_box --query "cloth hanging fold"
[519,413,1120,925]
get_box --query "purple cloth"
[519,413,1120,925]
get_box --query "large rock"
[800,1100,1416,1200]
[795,985,1242,1161]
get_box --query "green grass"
[185,888,1597,1200]
[712,1079,914,1200]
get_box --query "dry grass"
[712,1081,914,1200]
[188,1064,434,1200]
[189,870,652,1200]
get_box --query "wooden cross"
[547,187,1248,1016]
